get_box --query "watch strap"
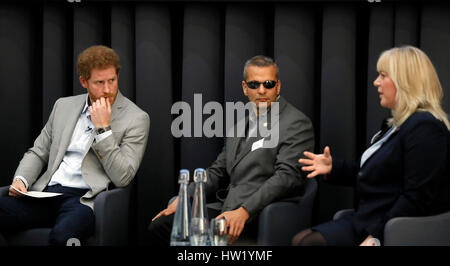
[96,125,111,134]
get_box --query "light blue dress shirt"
[360,126,397,167]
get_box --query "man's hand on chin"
[216,206,250,245]
[89,97,112,129]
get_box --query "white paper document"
[10,186,62,198]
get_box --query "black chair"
[258,178,318,245]
[0,185,131,246]
[333,208,450,246]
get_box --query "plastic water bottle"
[190,168,210,246]
[170,169,191,246]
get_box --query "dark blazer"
[326,111,450,240]
[191,96,314,219]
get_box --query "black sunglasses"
[245,80,278,89]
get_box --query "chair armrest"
[0,186,9,197]
[333,209,354,220]
[92,186,131,245]
[258,202,310,246]
[384,211,450,246]
[258,178,318,246]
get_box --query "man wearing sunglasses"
[242,66,280,112]
[150,55,314,245]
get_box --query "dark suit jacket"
[325,111,450,240]
[191,96,314,219]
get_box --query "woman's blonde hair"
[376,45,450,130]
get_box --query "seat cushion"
[6,228,51,246]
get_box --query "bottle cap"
[193,168,207,183]
[179,169,190,184]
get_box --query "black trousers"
[0,185,95,246]
[147,206,258,246]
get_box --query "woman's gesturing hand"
[298,146,333,178]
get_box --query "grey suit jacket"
[191,96,314,219]
[14,91,150,209]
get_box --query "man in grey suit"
[149,55,314,245]
[0,45,150,245]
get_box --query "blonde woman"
[293,46,450,246]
